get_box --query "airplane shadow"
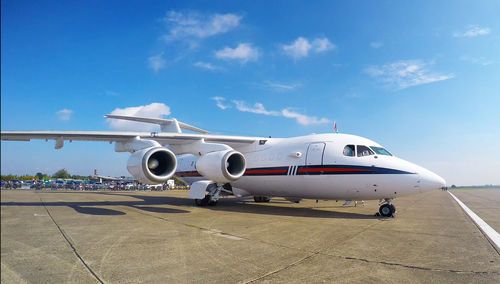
[70,205,126,216]
[212,198,376,219]
[1,191,377,219]
[1,195,190,216]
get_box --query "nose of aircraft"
[419,169,446,191]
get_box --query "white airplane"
[1,115,446,217]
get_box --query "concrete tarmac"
[450,189,500,233]
[1,189,499,283]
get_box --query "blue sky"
[2,0,499,185]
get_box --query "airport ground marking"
[448,191,500,255]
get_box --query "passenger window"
[357,145,374,157]
[343,145,355,157]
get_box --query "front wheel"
[379,204,395,217]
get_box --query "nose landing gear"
[378,198,396,217]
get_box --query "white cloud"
[212,97,230,110]
[220,100,330,126]
[163,11,241,41]
[57,109,73,121]
[370,41,384,48]
[459,56,494,66]
[364,60,454,90]
[106,91,120,97]
[312,38,335,52]
[233,100,280,116]
[259,81,301,92]
[194,61,219,71]
[282,109,331,126]
[148,53,166,72]
[453,25,491,38]
[107,103,171,131]
[283,37,312,59]
[215,43,259,63]
[283,37,335,59]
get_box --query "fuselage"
[176,133,446,201]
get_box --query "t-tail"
[104,115,209,134]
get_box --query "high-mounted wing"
[2,115,259,149]
[1,130,259,151]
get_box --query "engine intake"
[127,147,177,184]
[196,150,246,183]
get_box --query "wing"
[1,130,261,153]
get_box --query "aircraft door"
[306,143,325,165]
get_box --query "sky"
[1,0,499,186]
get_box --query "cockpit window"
[357,145,374,157]
[370,146,392,156]
[343,145,355,157]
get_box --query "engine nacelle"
[196,150,246,183]
[127,147,177,184]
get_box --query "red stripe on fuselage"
[245,169,287,174]
[176,172,201,176]
[298,168,371,173]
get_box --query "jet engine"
[196,150,246,183]
[127,147,177,184]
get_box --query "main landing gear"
[195,183,232,207]
[378,198,396,217]
[253,196,271,203]
[195,195,218,206]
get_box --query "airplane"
[1,114,446,217]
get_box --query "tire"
[379,204,393,217]
[389,204,396,214]
[195,195,210,206]
[254,196,271,203]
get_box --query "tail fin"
[104,115,209,134]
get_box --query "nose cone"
[420,169,446,191]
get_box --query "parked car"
[10,179,22,188]
[147,184,163,191]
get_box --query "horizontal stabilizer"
[104,115,209,134]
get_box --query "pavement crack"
[319,251,498,275]
[242,251,320,284]
[38,194,104,284]
[122,205,247,241]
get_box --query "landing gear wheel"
[390,204,396,215]
[379,204,395,217]
[195,195,211,206]
[254,196,271,203]
[195,198,206,206]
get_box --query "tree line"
[1,169,186,185]
[1,169,92,181]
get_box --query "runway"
[1,189,499,283]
